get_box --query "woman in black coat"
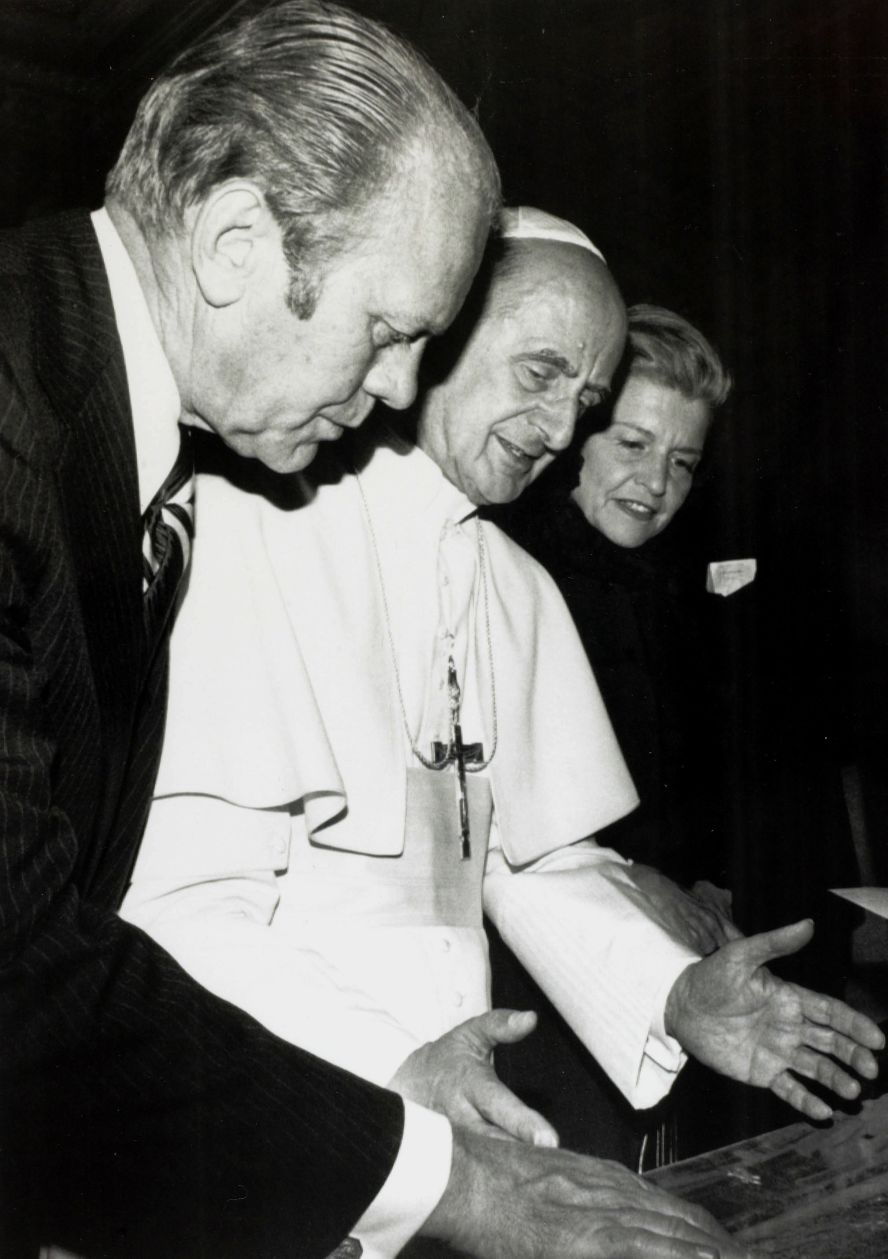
[517,306,732,892]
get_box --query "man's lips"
[311,417,347,443]
[332,396,377,432]
[495,434,542,469]
[314,400,372,439]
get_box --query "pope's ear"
[190,182,278,308]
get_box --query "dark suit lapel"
[23,212,151,896]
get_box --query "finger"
[463,1008,540,1053]
[734,918,814,969]
[680,906,735,951]
[688,918,725,956]
[690,881,735,921]
[801,1021,881,1079]
[605,1212,752,1258]
[770,1068,833,1121]
[630,1182,736,1243]
[789,1045,862,1100]
[718,916,745,943]
[473,1078,559,1148]
[456,1100,556,1147]
[669,899,728,954]
[603,1229,725,1259]
[797,989,886,1052]
[690,907,742,951]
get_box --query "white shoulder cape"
[156,437,638,866]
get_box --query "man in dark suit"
[0,4,763,1258]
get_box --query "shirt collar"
[91,207,182,514]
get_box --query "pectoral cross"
[432,657,483,860]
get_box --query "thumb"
[739,918,815,968]
[462,1008,539,1053]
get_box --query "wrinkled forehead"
[485,245,626,364]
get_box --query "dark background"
[2,0,886,903]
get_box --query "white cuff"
[645,959,695,1073]
[351,1103,452,1259]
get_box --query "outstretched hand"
[424,1126,756,1259]
[389,1008,559,1147]
[664,918,885,1120]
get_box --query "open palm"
[664,919,884,1120]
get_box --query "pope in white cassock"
[122,208,883,1146]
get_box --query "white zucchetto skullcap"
[499,205,606,265]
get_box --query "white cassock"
[121,428,699,1107]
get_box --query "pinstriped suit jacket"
[0,212,403,1258]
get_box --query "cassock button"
[440,937,451,953]
[452,992,464,1008]
[326,1238,363,1259]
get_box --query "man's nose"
[362,344,422,411]
[636,450,668,496]
[535,401,577,453]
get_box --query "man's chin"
[477,475,531,507]
[251,426,343,474]
[260,441,321,475]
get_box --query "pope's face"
[572,374,711,548]
[190,157,488,473]
[417,244,626,506]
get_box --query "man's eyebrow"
[389,307,460,340]
[522,349,578,377]
[379,310,435,339]
[384,322,425,341]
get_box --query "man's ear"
[190,181,279,308]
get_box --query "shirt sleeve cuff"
[351,1102,452,1259]
[646,958,695,1069]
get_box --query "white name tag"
[706,558,757,597]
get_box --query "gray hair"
[106,0,500,314]
[626,303,732,409]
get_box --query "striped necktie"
[142,424,195,637]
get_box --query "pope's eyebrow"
[521,349,578,377]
